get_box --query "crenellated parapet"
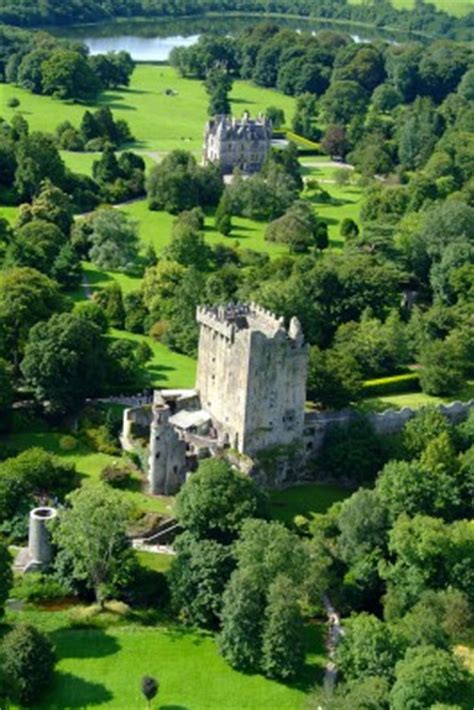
[196,302,305,345]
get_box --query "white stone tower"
[28,506,57,568]
[196,303,308,455]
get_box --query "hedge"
[363,373,420,397]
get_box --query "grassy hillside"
[348,0,474,17]
[0,64,296,157]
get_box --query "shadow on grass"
[50,628,121,659]
[160,706,190,710]
[43,671,113,708]
[163,625,209,647]
[231,97,256,106]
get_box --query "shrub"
[7,97,20,108]
[68,601,131,628]
[13,573,68,603]
[362,373,420,397]
[100,464,133,489]
[59,435,78,451]
[149,320,168,341]
[0,624,56,705]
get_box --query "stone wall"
[303,399,474,457]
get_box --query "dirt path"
[322,594,344,690]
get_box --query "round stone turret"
[28,507,57,567]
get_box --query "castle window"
[155,452,160,459]
[173,466,178,474]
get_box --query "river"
[53,15,403,61]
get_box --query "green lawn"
[0,430,174,517]
[121,198,289,257]
[4,605,325,710]
[270,483,350,531]
[0,205,18,224]
[362,379,474,411]
[109,327,196,389]
[136,550,174,573]
[0,64,296,157]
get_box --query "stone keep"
[196,304,308,455]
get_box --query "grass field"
[362,378,474,411]
[0,64,296,157]
[4,605,325,710]
[269,483,350,530]
[0,429,174,517]
[348,0,474,17]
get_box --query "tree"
[92,145,121,184]
[0,359,13,433]
[0,267,61,370]
[205,67,233,116]
[261,575,305,679]
[21,312,107,412]
[334,44,385,92]
[320,417,387,485]
[15,131,66,200]
[265,201,318,253]
[340,217,359,239]
[169,532,234,628]
[141,676,158,709]
[265,106,285,129]
[292,92,317,140]
[307,346,362,409]
[419,339,465,396]
[390,645,468,710]
[336,613,401,682]
[147,150,222,214]
[41,49,101,100]
[321,125,349,159]
[175,459,263,543]
[372,82,403,112]
[87,208,139,273]
[382,515,474,617]
[7,219,67,278]
[17,48,50,93]
[53,486,134,607]
[164,215,209,270]
[218,570,265,672]
[321,81,368,125]
[234,519,309,593]
[402,407,450,457]
[215,194,233,236]
[0,624,56,706]
[17,179,73,235]
[376,452,461,524]
[0,542,12,618]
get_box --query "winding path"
[322,594,344,690]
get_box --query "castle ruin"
[203,113,272,175]
[122,303,307,494]
[122,304,474,494]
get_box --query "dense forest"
[0,0,473,41]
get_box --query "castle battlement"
[196,303,304,343]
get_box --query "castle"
[122,304,474,495]
[122,303,308,495]
[203,113,272,174]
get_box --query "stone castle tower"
[148,393,188,496]
[196,303,308,455]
